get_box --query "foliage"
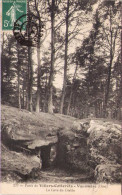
[1,0,121,120]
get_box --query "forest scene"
[1,0,122,186]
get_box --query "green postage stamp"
[2,0,27,30]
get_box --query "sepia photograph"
[0,0,121,194]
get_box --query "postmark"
[2,0,27,30]
[13,13,45,47]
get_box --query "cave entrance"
[41,145,57,169]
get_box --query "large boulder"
[57,119,121,183]
[56,120,91,173]
[94,164,121,183]
[87,120,121,165]
[1,105,61,151]
[1,144,41,182]
[87,120,121,183]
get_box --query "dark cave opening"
[41,146,51,168]
[41,144,57,169]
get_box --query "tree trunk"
[22,85,25,109]
[116,59,122,120]
[67,63,78,115]
[17,48,21,109]
[60,0,69,114]
[36,46,41,113]
[48,0,55,114]
[35,0,41,113]
[43,75,48,112]
[26,1,33,112]
[28,46,33,112]
[104,48,113,112]
[104,7,114,116]
[67,91,73,115]
[17,69,21,109]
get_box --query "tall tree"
[27,47,33,111]
[1,35,17,105]
[66,62,78,115]
[33,0,42,113]
[59,0,98,114]
[17,46,21,109]
[100,0,121,115]
[47,0,56,113]
[60,0,70,114]
[71,10,106,118]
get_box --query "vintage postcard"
[0,0,121,194]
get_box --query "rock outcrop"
[1,105,72,181]
[56,126,90,172]
[94,164,121,183]
[1,105,121,183]
[57,119,121,183]
[1,144,41,182]
[87,120,121,183]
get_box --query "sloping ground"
[1,105,121,183]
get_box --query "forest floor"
[2,167,92,183]
[26,168,92,183]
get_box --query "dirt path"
[28,168,93,183]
